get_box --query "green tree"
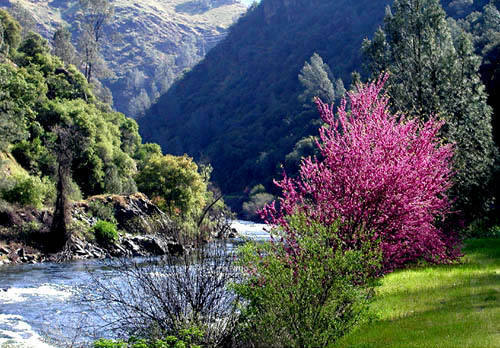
[363,0,497,221]
[5,32,139,198]
[0,63,42,151]
[298,53,336,105]
[16,32,50,66]
[0,9,21,56]
[136,154,207,219]
[52,26,77,66]
[133,143,162,171]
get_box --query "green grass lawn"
[332,239,500,348]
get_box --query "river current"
[0,220,269,348]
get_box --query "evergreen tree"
[298,53,335,105]
[363,0,497,221]
[460,1,500,145]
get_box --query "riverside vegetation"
[0,0,500,347]
[0,8,229,263]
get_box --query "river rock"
[122,239,142,256]
[0,246,9,255]
[0,193,188,264]
[129,235,169,255]
[17,248,25,258]
[76,193,174,235]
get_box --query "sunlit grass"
[332,239,500,348]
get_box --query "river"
[0,220,269,348]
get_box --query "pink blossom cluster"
[262,75,460,271]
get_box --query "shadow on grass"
[332,238,500,348]
[336,291,499,348]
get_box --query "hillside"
[0,0,247,117]
[139,0,497,208]
[139,0,393,197]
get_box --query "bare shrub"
[80,213,241,347]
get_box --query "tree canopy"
[362,0,496,221]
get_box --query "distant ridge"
[0,0,247,117]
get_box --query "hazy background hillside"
[0,0,248,117]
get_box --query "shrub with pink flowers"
[262,75,460,271]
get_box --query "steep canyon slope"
[139,0,495,202]
[0,0,247,116]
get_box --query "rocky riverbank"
[0,193,189,266]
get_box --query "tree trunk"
[49,162,71,252]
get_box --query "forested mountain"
[140,0,499,212]
[140,0,394,198]
[0,0,247,117]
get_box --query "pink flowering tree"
[262,75,460,271]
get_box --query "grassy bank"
[333,239,500,348]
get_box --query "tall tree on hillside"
[460,1,500,144]
[0,9,21,57]
[298,53,336,106]
[52,26,77,66]
[363,0,497,222]
[50,124,85,251]
[77,0,114,83]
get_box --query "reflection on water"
[0,220,268,348]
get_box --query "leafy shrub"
[88,199,117,223]
[93,339,127,348]
[262,76,459,271]
[136,154,207,219]
[94,328,204,348]
[464,218,500,238]
[1,174,54,208]
[92,220,118,245]
[234,214,380,348]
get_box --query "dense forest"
[0,9,224,250]
[140,0,500,217]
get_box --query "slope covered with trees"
[0,10,224,251]
[0,0,247,117]
[140,0,499,216]
[140,0,393,198]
